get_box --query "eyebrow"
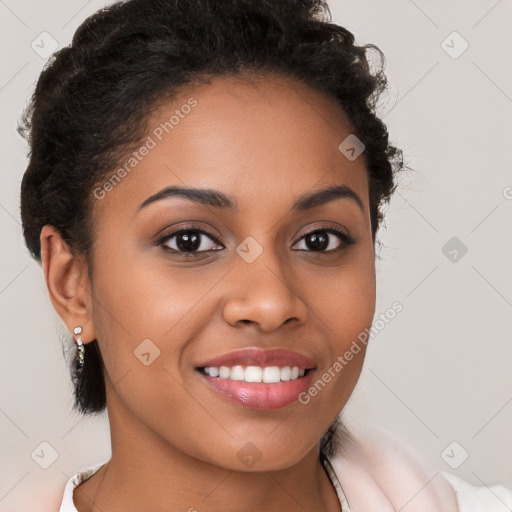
[137,184,364,214]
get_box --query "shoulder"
[328,428,512,511]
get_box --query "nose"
[222,251,309,332]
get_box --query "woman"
[19,0,511,510]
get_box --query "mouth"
[195,348,317,410]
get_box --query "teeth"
[280,366,291,381]
[219,366,230,378]
[245,366,263,383]
[208,367,219,377]
[202,365,306,383]
[230,365,245,381]
[262,366,280,383]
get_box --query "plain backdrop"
[1,0,511,510]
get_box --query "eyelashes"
[292,226,355,252]
[158,227,223,255]
[156,224,356,258]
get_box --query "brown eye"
[292,228,355,252]
[159,228,223,255]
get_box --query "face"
[87,74,376,471]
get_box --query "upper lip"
[196,348,317,370]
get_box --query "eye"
[158,227,223,256]
[156,225,354,258]
[292,227,355,252]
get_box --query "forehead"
[93,74,369,222]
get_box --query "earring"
[73,326,84,369]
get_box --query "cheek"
[88,252,208,425]
[317,245,376,345]
[88,243,227,392]
[308,248,376,400]
[329,269,376,349]
[91,245,209,338]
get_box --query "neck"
[73,384,341,512]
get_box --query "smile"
[195,348,317,410]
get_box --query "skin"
[41,74,376,512]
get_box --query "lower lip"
[197,370,316,410]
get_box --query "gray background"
[1,0,511,510]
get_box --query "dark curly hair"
[19,0,403,459]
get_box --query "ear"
[40,225,96,343]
